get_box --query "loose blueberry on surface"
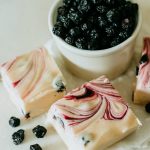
[30,144,42,150]
[9,117,20,127]
[12,129,24,145]
[145,103,150,113]
[32,125,47,138]
[140,54,149,64]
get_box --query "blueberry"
[12,129,24,145]
[53,23,65,38]
[81,23,92,32]
[65,36,74,45]
[55,79,66,92]
[58,15,72,28]
[121,18,131,30]
[105,0,116,6]
[9,117,20,127]
[90,29,99,40]
[105,27,115,37]
[63,0,72,7]
[106,9,120,23]
[119,31,130,41]
[97,16,107,28]
[110,37,121,47]
[88,40,100,50]
[90,0,103,4]
[140,54,149,64]
[75,37,87,49]
[32,125,47,138]
[68,8,82,24]
[30,144,42,150]
[78,0,92,14]
[69,27,80,37]
[96,5,107,14]
[145,103,150,113]
[57,6,68,16]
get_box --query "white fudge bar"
[134,38,150,104]
[48,76,140,150]
[0,48,66,118]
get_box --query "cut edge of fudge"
[134,37,150,104]
[48,75,141,150]
[0,48,66,118]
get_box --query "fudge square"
[48,76,140,150]
[0,48,66,118]
[134,37,150,104]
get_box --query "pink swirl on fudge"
[3,48,46,99]
[50,76,128,132]
[1,48,66,118]
[48,76,140,150]
[134,37,150,104]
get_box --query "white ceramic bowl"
[48,0,142,80]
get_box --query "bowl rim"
[48,0,142,57]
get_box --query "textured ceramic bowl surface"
[48,0,142,80]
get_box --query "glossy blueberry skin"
[12,129,24,145]
[32,125,47,138]
[30,144,42,150]
[9,117,20,127]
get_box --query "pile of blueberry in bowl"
[52,0,139,50]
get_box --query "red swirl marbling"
[52,76,128,130]
[1,48,47,100]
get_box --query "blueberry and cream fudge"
[0,48,66,118]
[48,76,140,150]
[134,38,150,104]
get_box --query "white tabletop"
[0,0,150,150]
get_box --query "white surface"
[0,0,150,150]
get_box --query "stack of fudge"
[0,46,143,150]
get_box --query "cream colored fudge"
[134,38,150,104]
[0,48,66,118]
[48,76,140,150]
